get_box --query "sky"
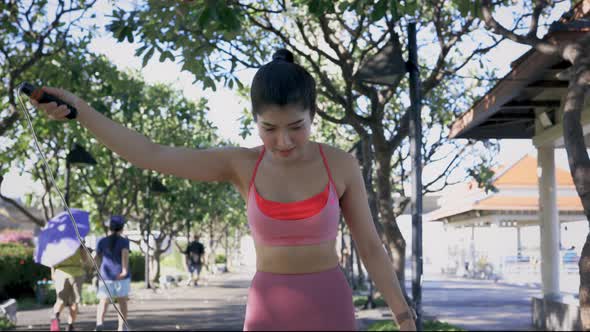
[1,0,574,199]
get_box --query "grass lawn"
[367,320,465,331]
[353,295,388,308]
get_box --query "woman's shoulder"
[318,142,358,168]
[228,145,265,193]
[317,142,360,193]
[228,146,265,175]
[227,145,264,161]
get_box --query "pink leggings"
[243,266,357,331]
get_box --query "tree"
[0,0,100,225]
[108,0,505,294]
[479,0,590,328]
[0,0,98,137]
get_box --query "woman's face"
[256,104,313,161]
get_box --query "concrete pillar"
[470,225,476,271]
[538,147,560,299]
[517,226,522,258]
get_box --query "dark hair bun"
[272,49,294,63]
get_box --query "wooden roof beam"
[503,100,561,108]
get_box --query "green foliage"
[467,161,498,194]
[0,0,97,139]
[238,108,254,140]
[129,251,145,282]
[353,295,387,308]
[104,0,506,204]
[367,320,465,331]
[33,283,56,306]
[160,247,186,271]
[0,243,51,302]
[215,254,226,264]
[0,316,15,330]
[4,42,243,254]
[81,284,99,305]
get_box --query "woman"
[31,49,416,331]
[94,215,130,331]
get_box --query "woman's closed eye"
[264,126,301,132]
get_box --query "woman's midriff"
[254,240,339,274]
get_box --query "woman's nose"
[277,130,292,147]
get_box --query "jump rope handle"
[18,82,78,120]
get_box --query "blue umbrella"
[34,209,90,268]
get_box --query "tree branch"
[481,0,560,55]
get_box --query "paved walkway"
[14,268,543,331]
[358,275,541,331]
[15,271,251,331]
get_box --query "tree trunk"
[153,248,162,284]
[374,148,408,299]
[354,240,365,288]
[562,58,590,329]
[349,231,357,289]
[580,234,590,331]
[225,228,230,272]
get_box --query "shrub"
[33,282,56,306]
[215,254,226,264]
[81,284,99,305]
[353,295,387,308]
[0,243,51,302]
[0,316,15,330]
[0,229,33,246]
[161,247,186,271]
[128,251,145,282]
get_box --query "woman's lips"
[277,147,295,157]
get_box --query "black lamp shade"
[67,143,97,165]
[355,37,407,86]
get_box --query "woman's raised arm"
[31,87,243,184]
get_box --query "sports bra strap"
[249,146,266,190]
[318,143,335,188]
[250,144,335,190]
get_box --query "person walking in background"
[94,215,130,331]
[50,245,90,331]
[176,234,205,286]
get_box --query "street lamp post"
[65,143,97,207]
[356,21,423,330]
[144,174,167,289]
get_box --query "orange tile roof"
[476,195,583,211]
[493,155,574,187]
[426,154,584,222]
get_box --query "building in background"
[426,154,584,287]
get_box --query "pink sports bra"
[246,143,340,246]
